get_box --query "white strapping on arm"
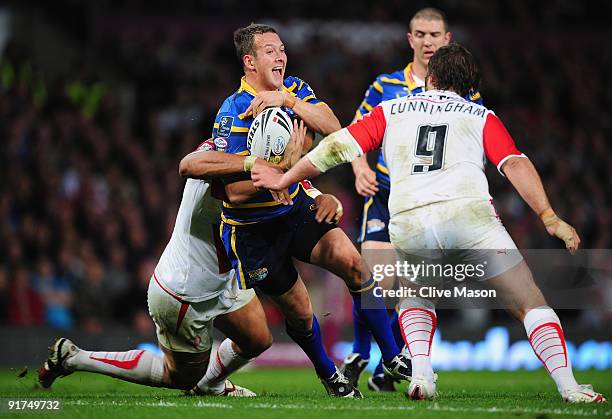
[305,128,364,173]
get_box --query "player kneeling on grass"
[37,139,286,397]
[251,43,607,404]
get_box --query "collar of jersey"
[424,89,463,99]
[238,77,259,96]
[239,76,293,96]
[403,63,421,91]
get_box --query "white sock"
[66,348,164,387]
[195,339,251,394]
[523,306,579,393]
[398,298,436,382]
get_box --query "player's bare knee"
[344,252,363,290]
[252,333,273,356]
[511,307,529,321]
[159,361,175,387]
[163,361,191,389]
[286,308,314,332]
[244,332,273,357]
[162,351,208,389]
[168,364,206,390]
[259,330,274,353]
[510,296,548,322]
[287,297,313,330]
[288,312,314,332]
[236,327,273,357]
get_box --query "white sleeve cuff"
[497,153,528,176]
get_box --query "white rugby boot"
[186,380,257,397]
[562,384,606,403]
[405,375,436,401]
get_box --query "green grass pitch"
[0,368,610,418]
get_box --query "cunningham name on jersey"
[346,90,526,219]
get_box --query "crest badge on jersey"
[197,139,216,151]
[213,137,228,151]
[218,116,234,138]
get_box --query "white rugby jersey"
[154,176,234,303]
[347,90,526,219]
[153,139,325,302]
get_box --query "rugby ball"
[247,107,293,164]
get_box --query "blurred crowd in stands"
[1,0,611,333]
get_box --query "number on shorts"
[412,124,448,174]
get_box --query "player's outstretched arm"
[179,122,306,180]
[180,150,282,180]
[179,150,250,179]
[252,128,364,192]
[502,157,581,253]
[252,107,384,192]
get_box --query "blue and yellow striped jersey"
[213,76,325,224]
[354,62,482,188]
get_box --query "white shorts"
[147,275,256,353]
[390,198,523,284]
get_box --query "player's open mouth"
[272,67,283,76]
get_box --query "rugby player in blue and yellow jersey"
[342,8,482,391]
[212,23,411,397]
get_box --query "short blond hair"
[409,7,448,32]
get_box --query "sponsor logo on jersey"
[247,267,268,282]
[197,139,215,151]
[213,137,228,151]
[272,136,286,155]
[366,218,386,234]
[218,116,234,138]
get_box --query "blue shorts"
[358,186,390,243]
[221,189,337,296]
